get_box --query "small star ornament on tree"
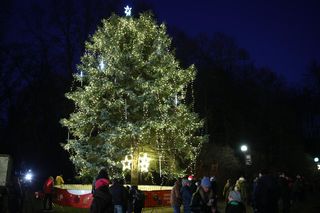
[124,5,132,16]
[121,155,132,171]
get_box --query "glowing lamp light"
[24,170,33,182]
[124,5,132,16]
[240,145,248,152]
[121,155,132,171]
[318,164,320,171]
[314,157,319,163]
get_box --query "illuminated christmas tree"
[61,10,206,184]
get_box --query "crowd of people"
[170,176,220,213]
[2,167,317,213]
[39,169,315,213]
[90,168,145,213]
[41,168,146,213]
[170,171,315,213]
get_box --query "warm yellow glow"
[139,153,151,172]
[121,153,151,172]
[121,155,132,171]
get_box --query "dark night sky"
[3,0,320,156]
[6,0,320,85]
[146,0,320,85]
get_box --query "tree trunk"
[131,147,139,185]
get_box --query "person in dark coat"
[7,176,23,213]
[210,176,218,211]
[126,185,133,213]
[188,175,197,194]
[225,190,246,213]
[131,185,145,213]
[253,171,279,213]
[292,175,304,202]
[190,177,216,213]
[181,178,193,213]
[90,178,113,213]
[278,173,291,213]
[109,178,128,213]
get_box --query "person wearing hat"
[225,190,246,213]
[90,178,113,213]
[181,178,193,213]
[190,177,216,213]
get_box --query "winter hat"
[228,190,241,202]
[188,175,194,181]
[95,178,109,189]
[201,177,211,188]
[182,178,190,186]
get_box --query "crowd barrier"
[36,184,172,209]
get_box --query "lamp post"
[240,145,251,165]
[314,157,320,171]
[240,144,251,179]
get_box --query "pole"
[159,155,162,177]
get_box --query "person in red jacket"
[43,176,54,210]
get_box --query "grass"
[22,190,320,213]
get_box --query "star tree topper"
[124,5,132,16]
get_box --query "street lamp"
[240,144,252,168]
[240,145,248,152]
[313,157,320,171]
[24,169,33,183]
